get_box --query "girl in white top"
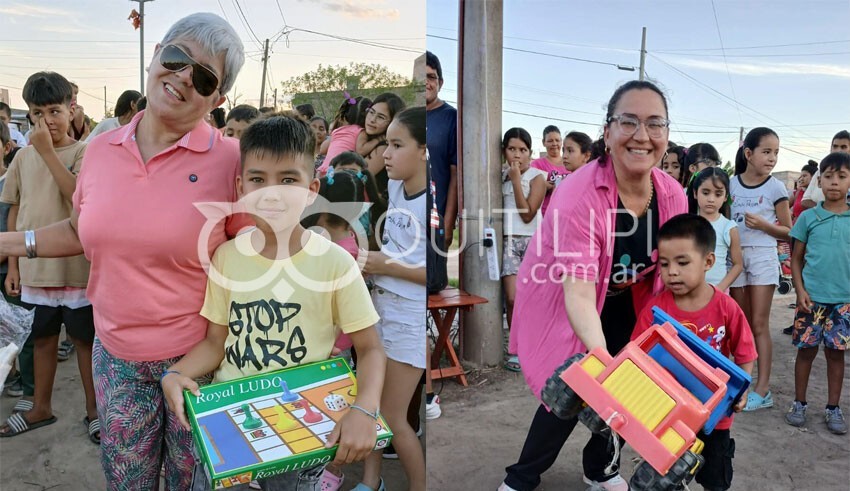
[689,167,743,291]
[359,107,426,491]
[729,127,792,412]
[501,127,545,372]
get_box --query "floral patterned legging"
[93,337,203,491]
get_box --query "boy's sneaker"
[4,373,23,397]
[825,407,848,435]
[784,401,807,427]
[58,340,75,362]
[582,473,629,491]
[425,393,441,420]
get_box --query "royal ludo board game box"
[184,358,392,489]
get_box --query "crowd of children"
[0,16,427,490]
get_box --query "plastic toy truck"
[651,306,752,435]
[542,321,730,490]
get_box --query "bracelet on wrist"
[349,404,379,420]
[160,370,181,384]
[24,230,37,259]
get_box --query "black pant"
[503,404,622,491]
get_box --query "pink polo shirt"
[510,159,687,401]
[73,111,246,361]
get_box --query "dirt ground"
[426,292,850,491]
[0,360,413,491]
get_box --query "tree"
[722,160,734,176]
[281,63,421,120]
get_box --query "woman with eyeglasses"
[362,92,406,198]
[0,13,245,489]
[499,80,687,491]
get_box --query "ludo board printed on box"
[184,358,393,489]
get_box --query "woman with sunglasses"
[499,80,687,491]
[0,13,245,490]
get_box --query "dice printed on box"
[324,394,348,412]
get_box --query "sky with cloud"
[0,0,423,118]
[427,0,850,173]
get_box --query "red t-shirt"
[792,187,806,222]
[632,286,757,430]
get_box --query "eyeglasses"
[425,73,440,82]
[366,107,389,124]
[158,44,220,97]
[608,114,669,139]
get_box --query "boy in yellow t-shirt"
[162,116,386,491]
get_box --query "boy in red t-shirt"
[632,214,756,491]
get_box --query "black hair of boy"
[832,130,850,142]
[820,151,850,174]
[23,72,74,107]
[0,122,10,149]
[0,102,11,119]
[658,214,717,256]
[296,104,315,119]
[210,107,226,129]
[226,104,260,124]
[239,116,315,175]
[329,151,367,170]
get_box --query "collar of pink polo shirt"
[109,110,217,154]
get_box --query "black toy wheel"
[541,353,585,420]
[629,450,704,491]
[778,279,792,295]
[578,406,609,435]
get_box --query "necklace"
[641,178,654,216]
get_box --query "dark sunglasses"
[159,44,220,97]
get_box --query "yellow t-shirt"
[201,230,379,382]
[0,142,90,287]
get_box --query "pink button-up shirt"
[510,159,687,401]
[74,111,245,361]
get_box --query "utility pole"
[460,0,504,367]
[131,0,154,95]
[103,86,107,118]
[260,39,270,108]
[639,26,647,81]
[273,88,278,110]
[739,126,745,145]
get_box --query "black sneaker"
[783,325,794,335]
[383,442,399,459]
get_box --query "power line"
[289,28,422,54]
[231,0,263,50]
[216,0,230,22]
[427,34,634,69]
[655,39,850,53]
[658,50,850,58]
[274,0,289,27]
[649,53,823,143]
[710,0,742,127]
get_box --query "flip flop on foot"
[504,354,521,372]
[12,399,33,414]
[84,416,101,445]
[0,412,57,437]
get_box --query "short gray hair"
[160,12,244,96]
